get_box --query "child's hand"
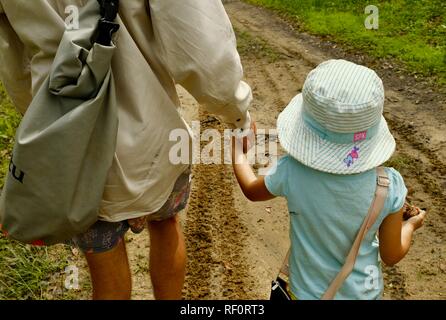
[402,202,420,220]
[404,208,427,231]
[380,206,427,266]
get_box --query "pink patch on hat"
[353,131,367,142]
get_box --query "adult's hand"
[232,119,256,164]
[242,120,257,153]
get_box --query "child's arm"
[378,208,426,266]
[232,137,275,202]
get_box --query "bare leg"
[148,215,186,300]
[84,238,132,300]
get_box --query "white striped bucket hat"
[277,59,395,174]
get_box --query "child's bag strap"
[279,250,290,277]
[322,166,390,299]
[277,167,390,300]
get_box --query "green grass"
[0,85,21,188]
[246,0,446,84]
[0,237,73,300]
[235,27,282,62]
[0,83,83,300]
[385,153,416,172]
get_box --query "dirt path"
[223,1,445,299]
[72,1,445,300]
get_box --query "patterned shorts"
[69,167,191,254]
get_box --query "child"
[232,60,426,300]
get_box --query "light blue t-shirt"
[265,155,407,300]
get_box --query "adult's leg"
[84,238,132,300]
[148,215,187,300]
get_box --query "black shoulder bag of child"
[270,167,390,300]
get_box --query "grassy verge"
[235,27,282,62]
[0,237,73,299]
[385,153,416,173]
[0,85,21,188]
[246,0,446,84]
[0,83,86,300]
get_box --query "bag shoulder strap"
[321,167,390,299]
[95,0,120,46]
[278,167,390,300]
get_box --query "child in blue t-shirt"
[232,60,426,300]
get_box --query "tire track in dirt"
[183,113,255,299]
[226,0,446,299]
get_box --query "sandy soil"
[71,1,445,300]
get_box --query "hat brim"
[277,94,396,175]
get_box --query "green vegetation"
[235,27,282,62]
[0,84,81,300]
[0,85,21,188]
[0,237,73,299]
[246,0,446,84]
[385,153,416,172]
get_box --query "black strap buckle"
[95,0,120,46]
[98,0,120,21]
